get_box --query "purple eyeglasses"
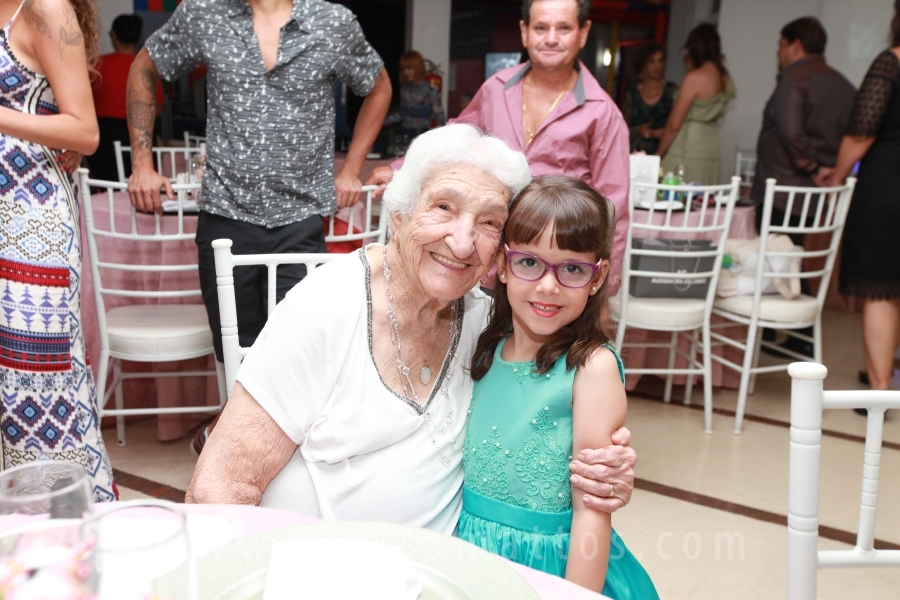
[503,245,603,289]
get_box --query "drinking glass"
[0,460,92,519]
[0,461,94,597]
[80,502,197,600]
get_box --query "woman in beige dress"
[657,24,735,185]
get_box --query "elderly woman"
[186,125,636,532]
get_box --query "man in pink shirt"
[370,0,630,292]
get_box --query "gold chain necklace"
[522,75,567,146]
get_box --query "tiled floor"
[103,308,900,598]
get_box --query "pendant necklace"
[420,334,439,384]
[382,245,459,465]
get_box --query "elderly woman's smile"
[392,164,510,302]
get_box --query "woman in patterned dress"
[0,0,116,501]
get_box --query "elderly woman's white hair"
[382,124,532,217]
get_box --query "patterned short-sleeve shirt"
[144,0,384,227]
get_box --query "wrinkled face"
[520,0,590,72]
[644,51,665,80]
[391,165,510,303]
[498,225,607,344]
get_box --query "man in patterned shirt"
[125,0,391,418]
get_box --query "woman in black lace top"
[827,1,900,392]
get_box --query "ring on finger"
[608,483,616,498]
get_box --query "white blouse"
[237,249,491,534]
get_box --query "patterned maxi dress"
[0,8,116,501]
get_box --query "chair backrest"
[323,185,387,246]
[184,132,207,148]
[77,169,203,340]
[735,150,757,184]
[113,141,206,183]
[212,239,340,394]
[787,362,900,599]
[617,177,740,340]
[754,178,855,310]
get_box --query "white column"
[98,0,134,55]
[406,0,452,113]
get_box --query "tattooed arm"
[126,48,172,213]
[0,0,98,154]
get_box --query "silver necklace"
[382,245,458,465]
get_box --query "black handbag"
[629,238,715,299]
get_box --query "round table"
[180,503,609,599]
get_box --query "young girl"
[460,176,658,598]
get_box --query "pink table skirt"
[180,504,607,600]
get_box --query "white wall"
[98,0,133,55]
[665,0,720,84]
[406,0,452,111]
[716,0,895,180]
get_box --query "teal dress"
[458,340,658,600]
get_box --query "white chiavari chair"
[113,141,206,184]
[612,176,740,432]
[78,169,225,446]
[711,178,856,433]
[787,362,900,598]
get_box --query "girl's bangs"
[505,183,606,257]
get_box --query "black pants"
[89,117,131,182]
[196,211,328,361]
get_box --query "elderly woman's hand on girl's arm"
[568,426,636,512]
[185,382,297,505]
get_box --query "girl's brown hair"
[470,175,616,380]
[71,0,100,72]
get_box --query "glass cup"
[0,461,94,597]
[0,460,92,519]
[80,502,196,600]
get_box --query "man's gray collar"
[503,62,586,107]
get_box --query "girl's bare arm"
[565,348,628,591]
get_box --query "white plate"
[635,200,684,210]
[154,521,540,600]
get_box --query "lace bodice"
[846,51,900,138]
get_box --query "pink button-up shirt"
[453,61,630,294]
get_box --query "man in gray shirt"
[126,0,390,450]
[125,0,390,363]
